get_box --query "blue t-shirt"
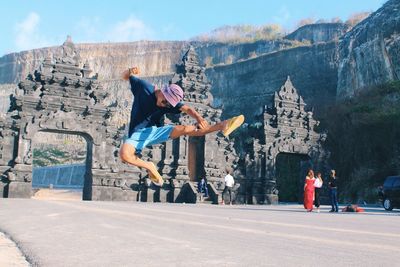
[128,76,183,136]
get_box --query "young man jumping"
[119,67,244,186]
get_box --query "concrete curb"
[0,231,30,267]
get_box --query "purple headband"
[161,84,184,107]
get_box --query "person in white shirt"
[222,168,235,205]
[314,172,323,212]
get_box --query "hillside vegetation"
[191,24,284,43]
[319,81,400,203]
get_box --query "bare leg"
[169,120,226,139]
[170,115,244,139]
[119,143,162,185]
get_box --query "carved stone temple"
[0,38,138,200]
[239,77,329,204]
[161,46,241,203]
[0,39,328,204]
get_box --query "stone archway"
[6,100,104,199]
[0,38,140,201]
[31,130,93,200]
[245,77,329,204]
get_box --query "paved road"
[0,199,399,267]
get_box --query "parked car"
[378,176,400,211]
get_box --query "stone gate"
[241,77,329,204]
[0,38,140,200]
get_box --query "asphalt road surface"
[0,199,399,267]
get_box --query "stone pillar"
[7,164,33,198]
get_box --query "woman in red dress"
[304,169,315,212]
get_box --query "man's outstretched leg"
[170,115,244,139]
[120,143,164,186]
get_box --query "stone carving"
[156,46,241,203]
[243,77,329,204]
[0,37,140,200]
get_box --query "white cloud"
[12,13,154,52]
[107,15,153,42]
[14,12,50,51]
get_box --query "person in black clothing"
[328,169,339,212]
[198,177,209,198]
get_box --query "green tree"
[33,147,68,167]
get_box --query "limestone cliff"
[0,41,190,84]
[0,39,302,85]
[207,42,339,121]
[194,39,299,66]
[285,23,349,44]
[337,0,400,97]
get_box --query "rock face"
[0,41,190,84]
[207,42,339,121]
[194,39,299,66]
[285,23,350,44]
[0,39,303,85]
[337,0,400,97]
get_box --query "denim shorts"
[124,126,174,153]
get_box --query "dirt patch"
[32,188,82,201]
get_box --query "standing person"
[221,168,235,205]
[314,172,323,213]
[328,169,339,212]
[198,177,209,198]
[303,169,315,212]
[119,67,245,186]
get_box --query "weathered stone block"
[8,181,31,198]
[0,181,8,197]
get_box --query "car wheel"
[383,198,393,211]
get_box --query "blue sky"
[1,0,386,56]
